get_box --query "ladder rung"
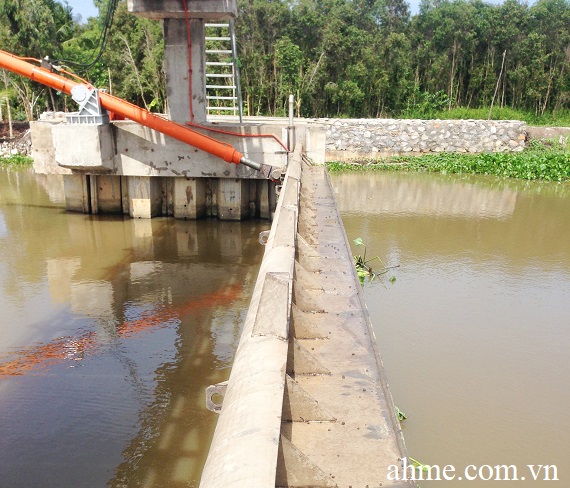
[205,23,230,28]
[206,49,232,54]
[206,85,237,89]
[206,62,233,66]
[206,36,231,41]
[207,96,238,100]
[206,73,234,78]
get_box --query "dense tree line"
[0,0,569,121]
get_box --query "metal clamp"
[259,230,270,245]
[205,381,228,413]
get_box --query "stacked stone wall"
[317,119,527,161]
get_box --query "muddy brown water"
[0,167,265,487]
[332,171,570,486]
[2,166,569,487]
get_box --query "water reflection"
[0,167,265,487]
[332,171,570,487]
[333,172,570,271]
[334,171,518,218]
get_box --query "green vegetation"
[0,0,569,123]
[404,108,570,127]
[352,237,398,284]
[329,140,570,182]
[0,154,33,166]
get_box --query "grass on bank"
[401,106,570,127]
[327,140,570,182]
[438,107,570,126]
[0,154,33,166]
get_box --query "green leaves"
[329,143,570,182]
[352,237,399,285]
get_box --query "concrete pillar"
[217,179,251,220]
[95,175,123,213]
[163,18,206,123]
[173,177,207,219]
[260,180,270,220]
[63,174,90,213]
[128,176,163,218]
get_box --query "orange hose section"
[0,49,244,164]
[186,121,290,153]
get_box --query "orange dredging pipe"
[0,49,265,172]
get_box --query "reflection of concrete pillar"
[128,176,162,218]
[175,221,199,257]
[130,261,163,282]
[47,257,81,304]
[70,280,114,318]
[63,174,90,213]
[219,222,242,257]
[217,179,251,220]
[163,18,206,123]
[96,175,123,213]
[173,177,207,219]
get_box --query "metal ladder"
[204,20,243,122]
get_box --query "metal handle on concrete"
[258,230,270,245]
[205,381,228,414]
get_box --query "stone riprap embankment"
[0,136,32,157]
[0,122,32,157]
[318,119,527,161]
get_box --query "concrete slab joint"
[252,271,291,340]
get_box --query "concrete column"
[128,176,163,218]
[163,18,206,123]
[63,174,90,213]
[95,175,123,214]
[217,179,251,220]
[173,177,207,219]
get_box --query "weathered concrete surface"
[128,176,163,218]
[172,177,207,219]
[200,152,413,487]
[526,125,570,140]
[63,174,90,213]
[199,154,300,487]
[128,0,237,20]
[163,18,207,123]
[31,120,287,177]
[53,124,115,171]
[282,160,412,487]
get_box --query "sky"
[62,0,99,24]
[60,0,530,23]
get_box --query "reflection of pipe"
[0,50,261,171]
[0,283,243,379]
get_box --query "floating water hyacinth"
[352,237,398,284]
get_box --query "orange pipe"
[0,49,245,165]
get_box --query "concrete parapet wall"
[315,118,527,161]
[30,120,287,178]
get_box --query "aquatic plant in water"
[352,237,397,284]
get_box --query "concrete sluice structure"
[18,0,412,482]
[200,151,413,487]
